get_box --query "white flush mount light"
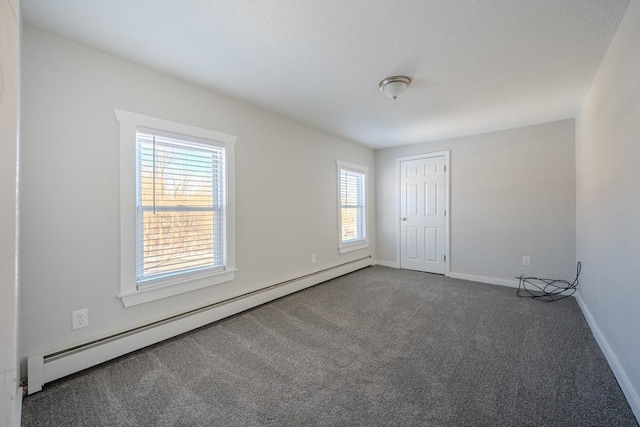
[379,75,412,100]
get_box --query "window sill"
[338,241,369,254]
[119,268,237,308]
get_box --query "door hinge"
[444,255,447,261]
[444,165,447,172]
[444,210,447,217]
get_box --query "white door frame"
[396,151,450,275]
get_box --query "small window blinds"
[340,167,366,244]
[136,128,225,285]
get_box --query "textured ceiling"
[21,0,630,149]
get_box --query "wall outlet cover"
[72,308,89,330]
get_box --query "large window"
[136,128,225,284]
[337,161,369,253]
[116,109,236,307]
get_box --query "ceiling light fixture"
[379,75,412,100]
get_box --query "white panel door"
[400,156,446,274]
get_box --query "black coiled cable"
[516,262,581,302]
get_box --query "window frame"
[336,160,369,254]
[116,109,236,307]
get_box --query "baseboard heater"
[27,256,373,394]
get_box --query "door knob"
[401,217,407,221]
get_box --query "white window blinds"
[340,167,366,244]
[136,128,225,285]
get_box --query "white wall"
[575,0,640,419]
[0,0,21,425]
[19,26,375,369]
[377,120,576,284]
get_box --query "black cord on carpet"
[516,262,581,302]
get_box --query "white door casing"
[397,152,449,274]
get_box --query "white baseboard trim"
[448,272,520,289]
[0,372,21,427]
[13,386,22,427]
[27,257,373,394]
[574,291,640,423]
[374,260,399,268]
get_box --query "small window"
[337,161,369,253]
[116,109,236,307]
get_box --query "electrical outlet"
[311,254,317,264]
[522,256,531,266]
[72,308,89,330]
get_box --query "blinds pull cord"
[152,133,156,215]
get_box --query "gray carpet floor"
[22,266,637,426]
